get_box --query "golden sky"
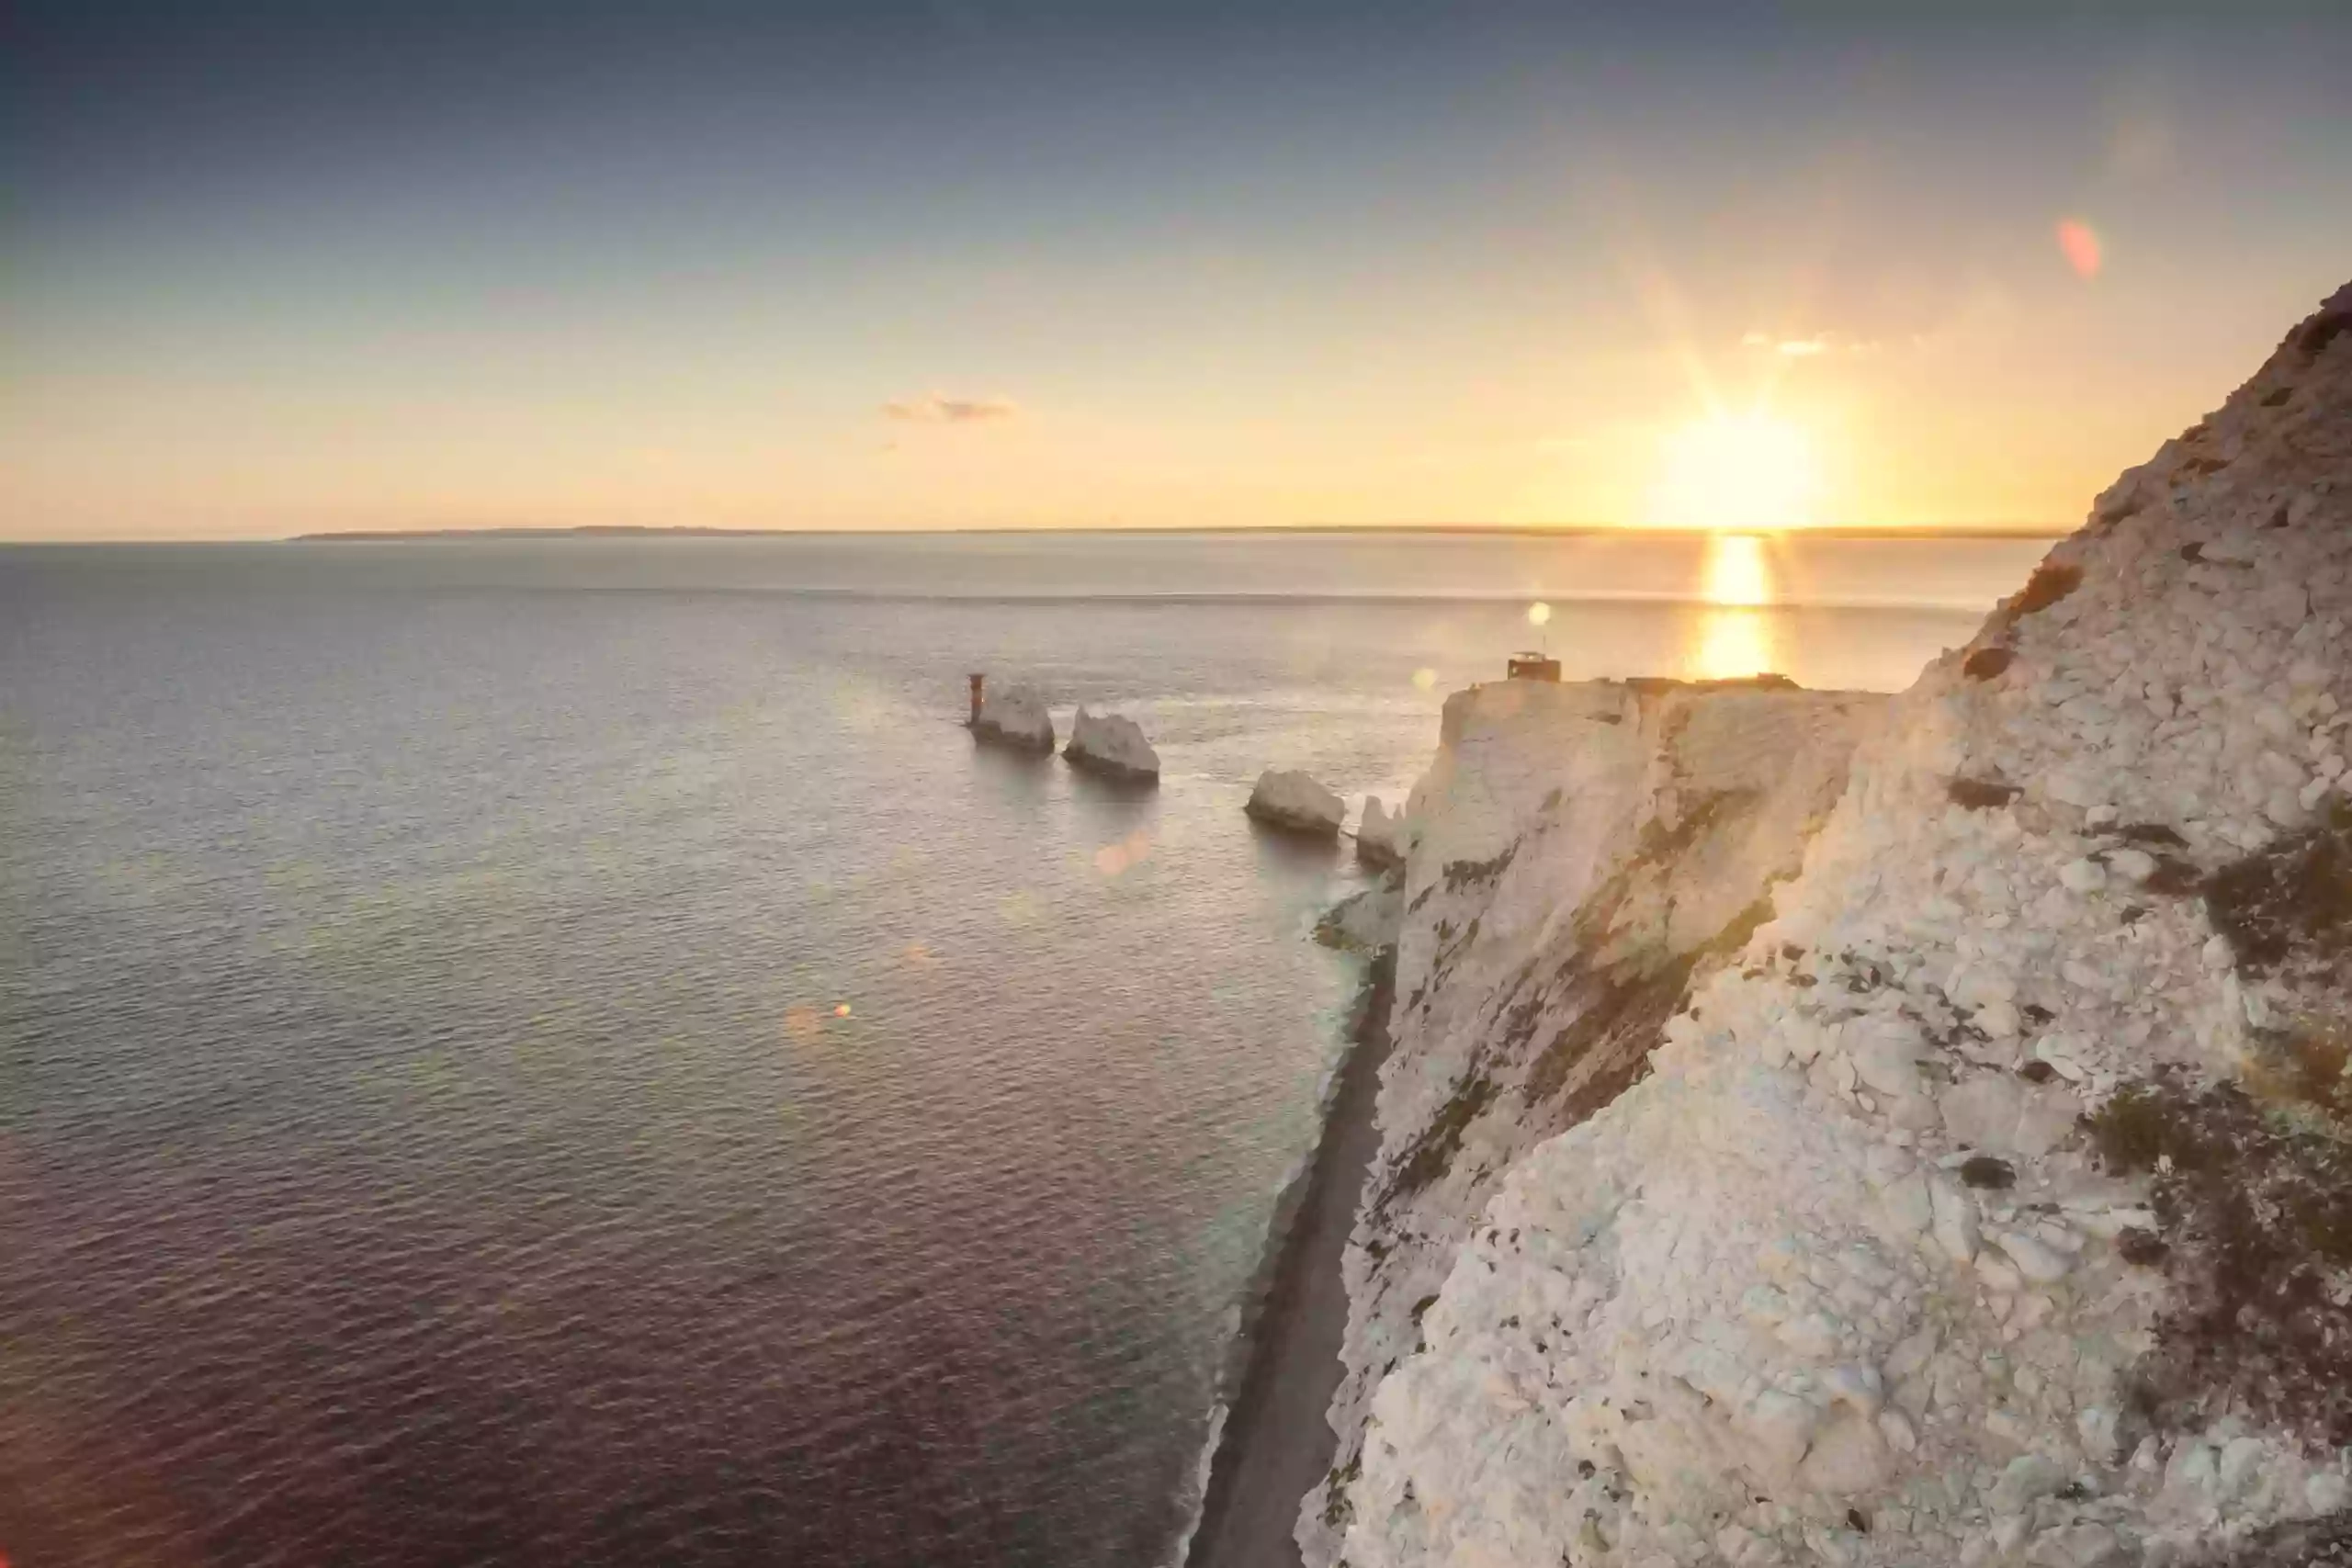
[6,5,2349,540]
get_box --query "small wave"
[1164,1399,1229,1568]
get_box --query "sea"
[0,529,2052,1567]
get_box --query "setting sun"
[1650,412,1819,531]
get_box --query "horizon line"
[0,521,2076,546]
[229,520,2075,544]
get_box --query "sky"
[5,1,2350,540]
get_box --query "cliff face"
[1315,282,2352,1568]
[1304,676,1885,1562]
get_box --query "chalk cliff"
[1302,675,1883,1564]
[1307,282,2352,1568]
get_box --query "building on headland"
[1505,652,1561,681]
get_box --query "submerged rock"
[970,683,1054,753]
[1246,770,1344,837]
[1064,706,1159,782]
[1356,796,1407,868]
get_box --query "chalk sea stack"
[1356,795,1406,869]
[1245,769,1345,838]
[970,683,1055,753]
[1301,281,2352,1568]
[1065,706,1160,783]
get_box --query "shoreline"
[1184,944,1396,1568]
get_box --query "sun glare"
[1650,412,1818,531]
[1689,532,1780,681]
[1702,532,1772,607]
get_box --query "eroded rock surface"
[1066,705,1159,781]
[971,683,1055,752]
[1303,675,1882,1562]
[1248,770,1346,838]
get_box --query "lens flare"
[2058,219,2102,280]
[1092,828,1153,877]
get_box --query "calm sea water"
[0,531,2049,1568]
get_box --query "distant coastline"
[287,522,2068,543]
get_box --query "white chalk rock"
[1850,1017,1928,1099]
[1994,1229,2075,1283]
[1941,1074,2024,1153]
[1356,795,1407,869]
[1992,1453,2072,1513]
[2013,1087,2085,1158]
[2059,858,2108,894]
[1881,1170,1935,1235]
[971,683,1055,752]
[1797,1412,1891,1497]
[1245,769,1345,837]
[1930,1173,1981,1264]
[1743,1390,1818,1479]
[1064,706,1160,781]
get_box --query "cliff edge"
[1305,674,1885,1562]
[1313,281,2352,1568]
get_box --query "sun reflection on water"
[1689,533,1779,680]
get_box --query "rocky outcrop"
[1319,880,1407,955]
[971,683,1055,753]
[1066,706,1160,782]
[1247,770,1345,838]
[1357,796,1407,869]
[1302,675,1883,1564]
[1315,284,2352,1568]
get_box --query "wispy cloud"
[1741,330,1873,357]
[882,394,1019,423]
